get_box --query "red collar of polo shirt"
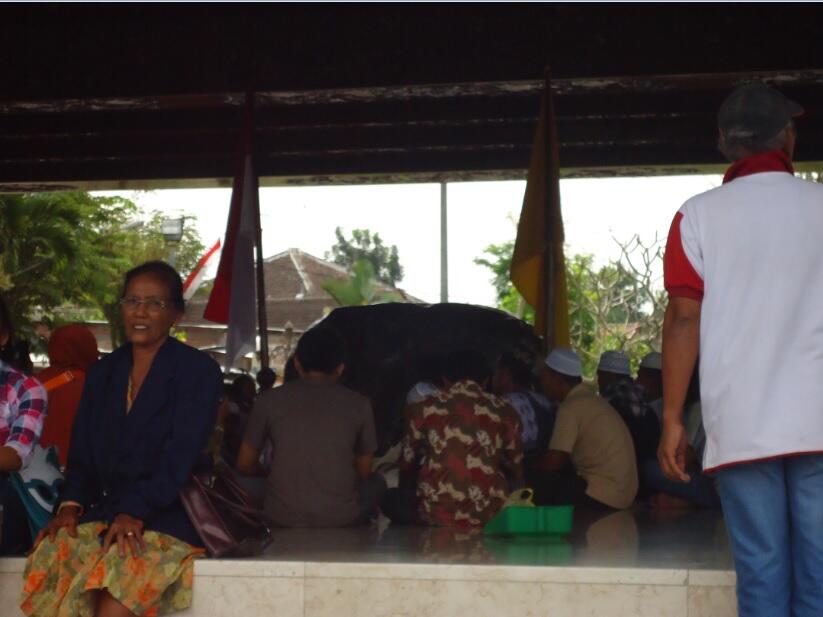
[723,150,795,184]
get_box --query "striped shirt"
[1,359,48,467]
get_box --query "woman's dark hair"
[0,294,33,373]
[0,293,14,365]
[295,327,346,374]
[122,260,185,312]
[0,293,12,343]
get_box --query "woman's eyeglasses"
[119,296,169,312]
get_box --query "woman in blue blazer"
[22,261,223,617]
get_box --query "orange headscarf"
[36,324,99,466]
[45,324,99,372]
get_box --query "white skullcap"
[545,348,582,378]
[639,352,662,370]
[598,350,631,376]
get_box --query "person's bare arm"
[533,449,571,472]
[0,445,22,472]
[508,461,524,487]
[235,442,263,476]
[658,296,701,482]
[355,453,373,480]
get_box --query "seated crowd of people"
[216,330,717,528]
[0,259,715,617]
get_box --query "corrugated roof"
[4,4,823,191]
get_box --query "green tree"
[473,240,534,322]
[798,171,822,183]
[475,234,665,378]
[0,192,132,336]
[565,243,665,376]
[322,259,402,306]
[0,192,204,349]
[92,209,204,347]
[326,227,404,287]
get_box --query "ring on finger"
[126,531,135,537]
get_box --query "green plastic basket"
[483,505,574,536]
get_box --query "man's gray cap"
[598,350,631,376]
[545,348,582,378]
[718,82,803,143]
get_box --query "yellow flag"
[510,77,570,349]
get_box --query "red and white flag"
[204,126,259,370]
[182,239,221,300]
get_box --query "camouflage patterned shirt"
[400,380,523,526]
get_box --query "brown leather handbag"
[180,470,272,557]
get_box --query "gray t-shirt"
[243,379,377,527]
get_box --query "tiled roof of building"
[183,248,422,331]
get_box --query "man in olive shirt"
[527,348,638,509]
[237,327,385,527]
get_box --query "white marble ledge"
[688,569,736,587]
[187,575,304,617]
[303,561,691,586]
[0,556,306,579]
[303,578,693,617]
[194,558,303,578]
[0,558,26,574]
[1,555,736,588]
[688,585,737,617]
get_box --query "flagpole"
[440,182,449,303]
[541,69,555,351]
[253,183,269,370]
[248,92,270,370]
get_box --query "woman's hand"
[32,505,81,549]
[102,513,146,558]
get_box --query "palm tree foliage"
[0,192,203,348]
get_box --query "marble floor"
[0,508,737,617]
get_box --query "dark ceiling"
[2,3,823,191]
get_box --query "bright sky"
[96,174,722,307]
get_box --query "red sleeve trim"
[664,212,704,301]
[666,287,704,301]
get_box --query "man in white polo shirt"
[659,83,823,617]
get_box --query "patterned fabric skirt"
[20,522,203,617]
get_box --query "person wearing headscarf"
[35,325,99,467]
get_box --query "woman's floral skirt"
[20,522,203,617]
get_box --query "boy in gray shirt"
[236,327,384,527]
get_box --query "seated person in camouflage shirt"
[384,350,523,527]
